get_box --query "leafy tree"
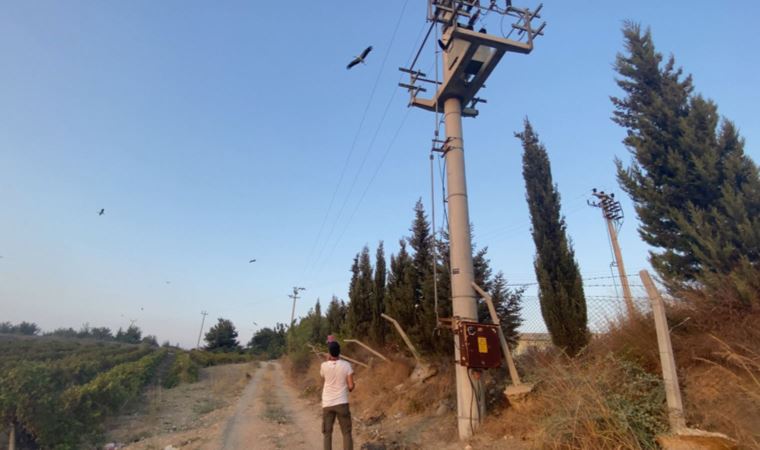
[90,327,113,341]
[248,324,286,358]
[141,335,159,347]
[115,325,142,344]
[324,296,347,336]
[518,119,588,356]
[370,242,387,344]
[17,321,40,335]
[612,23,760,305]
[0,321,40,335]
[46,327,78,338]
[204,318,240,351]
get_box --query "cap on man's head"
[328,341,340,357]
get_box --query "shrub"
[163,352,200,388]
[529,353,667,449]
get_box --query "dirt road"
[219,361,343,450]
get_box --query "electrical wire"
[313,53,439,273]
[431,19,442,327]
[431,152,440,325]
[315,107,414,272]
[304,0,412,276]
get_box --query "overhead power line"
[303,0,413,276]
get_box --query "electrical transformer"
[457,321,502,369]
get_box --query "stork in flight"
[347,46,373,70]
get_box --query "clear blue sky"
[2,1,758,347]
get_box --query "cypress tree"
[612,23,760,305]
[346,253,360,334]
[384,240,417,348]
[311,299,325,343]
[371,242,387,344]
[347,247,374,338]
[325,296,347,336]
[408,200,441,352]
[518,119,588,356]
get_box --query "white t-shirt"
[320,359,354,408]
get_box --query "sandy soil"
[104,361,259,449]
[106,360,344,450]
[106,357,529,450]
[219,361,337,449]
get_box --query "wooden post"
[640,270,686,432]
[381,313,423,365]
[344,339,389,362]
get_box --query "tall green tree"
[248,324,286,358]
[613,23,760,305]
[408,200,443,352]
[384,240,416,348]
[325,296,347,336]
[490,272,524,347]
[518,119,588,356]
[115,325,142,344]
[204,318,241,351]
[310,299,326,344]
[370,242,387,344]
[473,242,494,322]
[346,246,374,338]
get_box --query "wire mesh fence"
[511,274,653,353]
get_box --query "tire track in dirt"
[219,361,334,450]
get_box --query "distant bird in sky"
[165,281,171,284]
[249,259,256,263]
[98,208,105,216]
[347,46,373,70]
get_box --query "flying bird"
[98,208,105,216]
[347,46,373,70]
[165,281,171,285]
[249,259,256,263]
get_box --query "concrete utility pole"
[287,286,306,351]
[589,189,636,318]
[196,310,208,349]
[288,286,306,328]
[400,1,544,439]
[639,270,686,432]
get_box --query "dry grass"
[489,351,667,450]
[282,294,760,449]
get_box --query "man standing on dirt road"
[320,341,354,450]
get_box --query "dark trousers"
[322,403,353,450]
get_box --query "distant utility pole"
[589,189,636,317]
[287,287,306,351]
[400,1,544,439]
[196,310,208,349]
